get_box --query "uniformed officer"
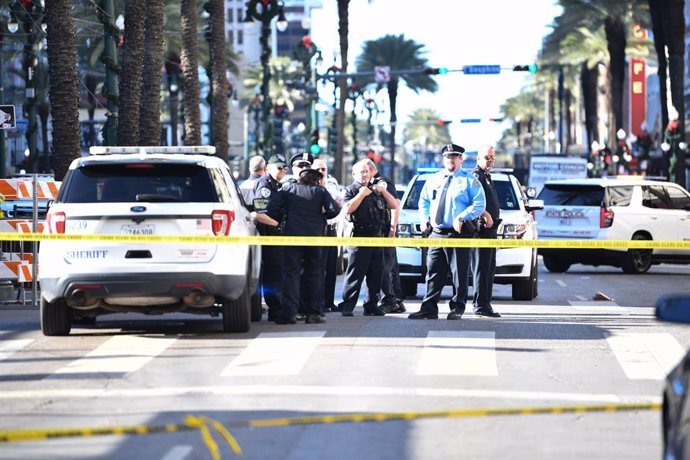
[471,145,502,318]
[267,167,341,324]
[365,159,406,313]
[337,159,398,317]
[408,143,486,320]
[239,155,266,204]
[245,154,287,322]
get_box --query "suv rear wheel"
[543,255,571,273]
[621,234,652,274]
[513,253,538,300]
[250,291,262,322]
[40,297,72,336]
[222,286,251,333]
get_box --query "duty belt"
[432,228,459,236]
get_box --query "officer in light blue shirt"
[408,143,486,321]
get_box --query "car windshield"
[538,184,604,206]
[404,174,520,211]
[59,163,218,203]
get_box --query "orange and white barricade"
[0,260,32,283]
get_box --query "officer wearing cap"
[408,143,486,320]
[246,154,287,322]
[286,152,315,184]
[268,166,340,324]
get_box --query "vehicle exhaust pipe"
[182,289,215,308]
[66,289,100,308]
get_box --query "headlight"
[501,223,528,239]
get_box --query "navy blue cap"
[267,154,287,167]
[440,143,466,155]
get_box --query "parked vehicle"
[535,177,690,273]
[39,146,262,336]
[396,170,543,300]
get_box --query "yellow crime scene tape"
[0,402,662,458]
[1,232,689,249]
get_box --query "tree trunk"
[604,16,626,145]
[138,0,164,146]
[648,0,669,129]
[117,0,146,146]
[336,0,350,183]
[44,0,80,180]
[180,0,202,146]
[581,63,598,150]
[208,0,229,160]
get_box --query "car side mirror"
[656,294,690,324]
[525,199,544,212]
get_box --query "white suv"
[39,146,262,336]
[535,177,690,273]
[396,170,543,301]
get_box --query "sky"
[310,0,562,151]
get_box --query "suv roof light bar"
[89,146,217,156]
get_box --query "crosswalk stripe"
[569,300,628,314]
[221,331,325,376]
[416,331,498,376]
[51,336,177,375]
[0,339,33,361]
[607,332,685,380]
[161,445,193,460]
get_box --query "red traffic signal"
[436,119,452,126]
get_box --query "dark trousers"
[419,233,472,314]
[261,245,283,319]
[338,245,383,313]
[281,246,323,320]
[471,240,497,311]
[322,225,338,310]
[380,246,403,305]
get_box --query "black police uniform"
[337,182,388,316]
[471,166,501,314]
[372,172,404,312]
[267,172,340,323]
[249,173,284,321]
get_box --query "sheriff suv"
[39,146,262,336]
[396,170,543,301]
[535,177,690,273]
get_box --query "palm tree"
[117,0,145,146]
[207,0,229,161]
[138,0,164,146]
[44,0,80,180]
[356,34,438,182]
[179,0,202,145]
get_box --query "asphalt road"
[1,258,689,459]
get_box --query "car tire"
[621,234,652,274]
[543,255,571,273]
[250,291,263,322]
[40,297,72,336]
[401,279,417,298]
[222,286,251,333]
[513,253,538,301]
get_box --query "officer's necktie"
[433,174,452,226]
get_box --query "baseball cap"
[267,154,287,167]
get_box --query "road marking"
[51,336,176,376]
[556,279,566,287]
[607,332,685,380]
[161,445,193,460]
[0,384,660,404]
[221,331,325,376]
[569,300,628,314]
[574,295,587,301]
[416,331,497,376]
[0,339,33,361]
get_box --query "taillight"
[212,210,235,236]
[46,211,66,234]
[600,208,614,228]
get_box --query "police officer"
[408,143,486,320]
[239,155,266,203]
[268,167,340,324]
[337,159,398,317]
[245,154,287,322]
[471,145,502,318]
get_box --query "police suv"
[396,169,543,301]
[39,146,262,336]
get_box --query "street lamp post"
[347,83,363,164]
[292,35,321,141]
[243,0,287,154]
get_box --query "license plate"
[121,224,155,235]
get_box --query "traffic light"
[309,129,321,156]
[423,67,448,75]
[436,119,452,126]
[513,64,538,73]
[328,128,337,154]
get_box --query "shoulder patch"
[473,179,480,187]
[259,188,272,198]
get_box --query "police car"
[38,146,262,336]
[396,169,543,300]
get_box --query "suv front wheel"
[222,286,251,333]
[621,234,652,274]
[40,297,72,336]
